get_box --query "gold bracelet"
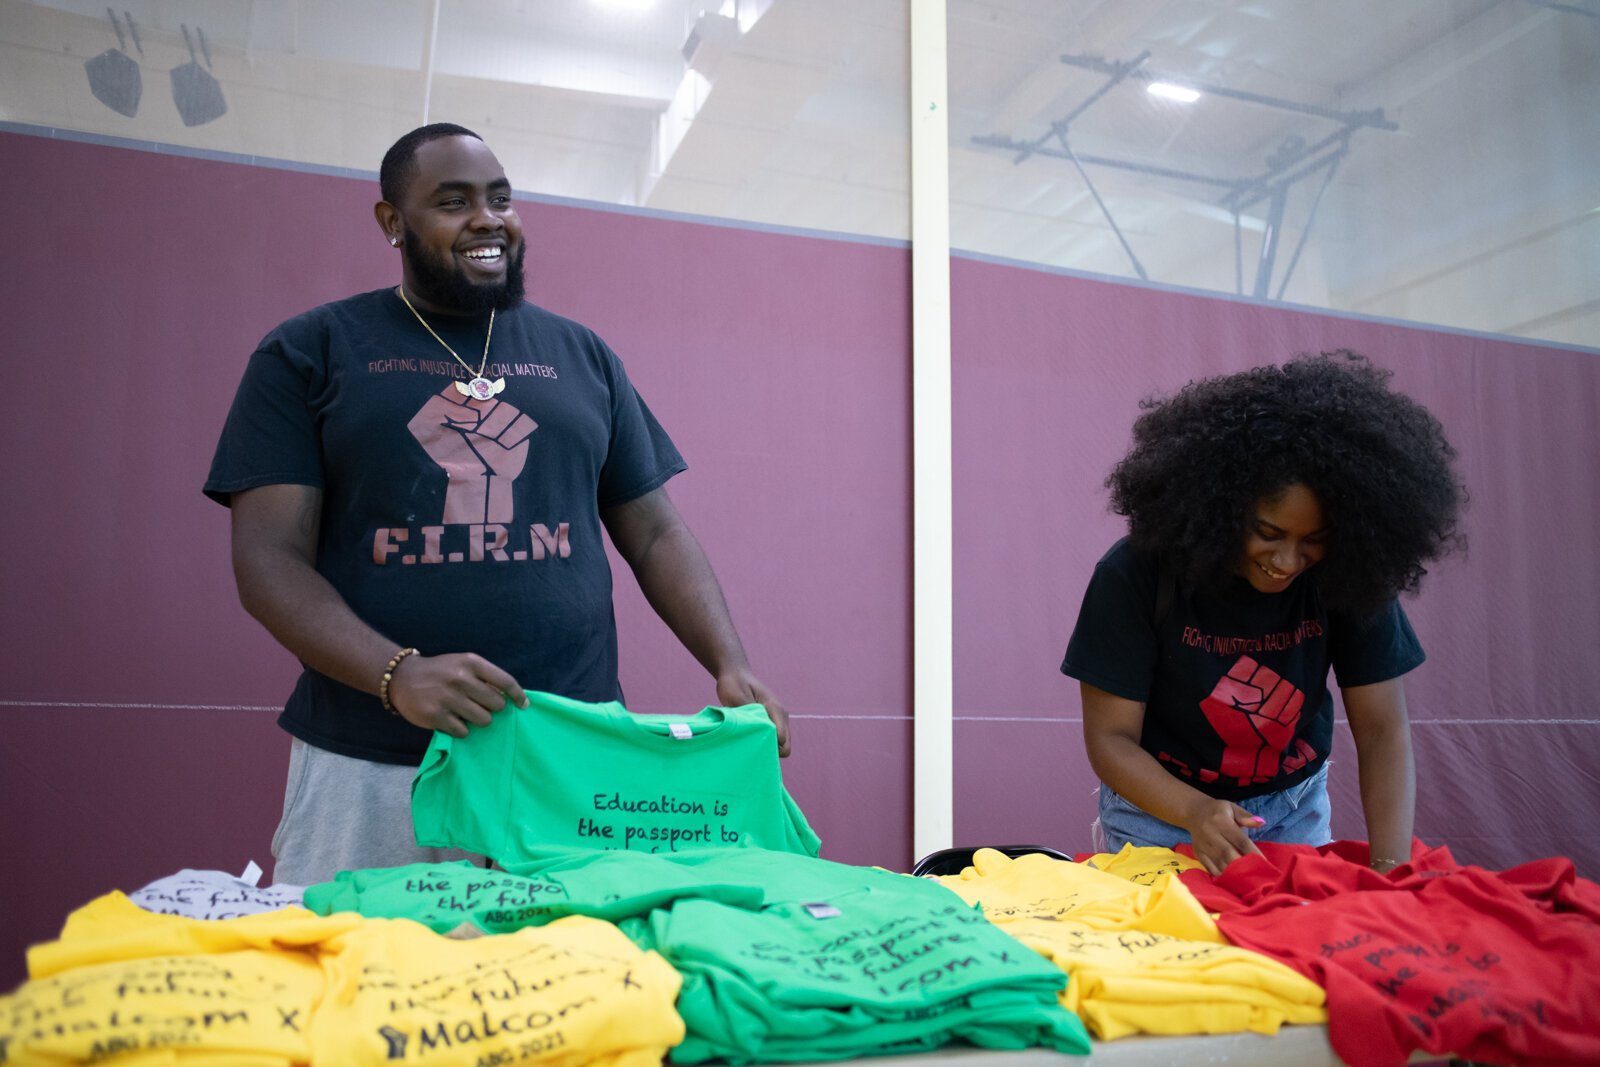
[380,647,420,714]
[1369,856,1405,868]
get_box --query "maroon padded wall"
[4,128,1597,998]
[948,256,1600,876]
[0,130,912,989]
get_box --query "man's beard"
[402,229,526,313]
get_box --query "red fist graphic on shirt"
[1199,655,1305,784]
[407,385,538,525]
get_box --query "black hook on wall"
[172,23,227,126]
[84,8,141,117]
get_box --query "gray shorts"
[271,737,484,887]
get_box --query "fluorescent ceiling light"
[592,0,654,10]
[1147,82,1201,104]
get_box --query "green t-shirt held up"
[411,691,820,866]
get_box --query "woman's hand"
[1183,797,1264,876]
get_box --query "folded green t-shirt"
[302,859,764,934]
[633,878,1089,1062]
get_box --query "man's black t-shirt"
[205,289,685,764]
[1061,537,1423,801]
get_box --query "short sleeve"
[593,345,686,510]
[203,337,325,507]
[1328,598,1425,688]
[1060,540,1159,703]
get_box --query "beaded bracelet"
[380,647,420,714]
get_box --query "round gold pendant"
[454,377,505,400]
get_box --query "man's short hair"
[379,123,483,204]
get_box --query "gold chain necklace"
[396,285,505,400]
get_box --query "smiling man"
[205,124,788,885]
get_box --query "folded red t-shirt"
[1174,840,1600,1067]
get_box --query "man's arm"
[601,486,790,756]
[1341,677,1416,871]
[230,483,527,738]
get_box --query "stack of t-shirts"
[309,849,1089,1062]
[6,892,362,1066]
[1171,840,1600,1067]
[412,692,819,867]
[6,889,685,1067]
[591,850,1089,1064]
[129,868,306,919]
[934,848,1326,1040]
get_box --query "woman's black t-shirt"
[1062,537,1423,801]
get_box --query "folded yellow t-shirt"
[937,848,1325,1040]
[310,914,684,1067]
[28,892,361,980]
[3,950,320,1066]
[1084,842,1207,886]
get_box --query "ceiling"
[10,0,1600,344]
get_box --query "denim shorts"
[1093,763,1332,853]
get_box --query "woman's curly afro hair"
[1108,350,1466,616]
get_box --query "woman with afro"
[1061,351,1465,876]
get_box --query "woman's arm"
[1081,682,1262,875]
[1342,677,1416,871]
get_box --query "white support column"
[910,0,953,864]
[420,0,441,125]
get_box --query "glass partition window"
[4,0,1592,344]
[2,0,909,240]
[947,0,1599,347]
